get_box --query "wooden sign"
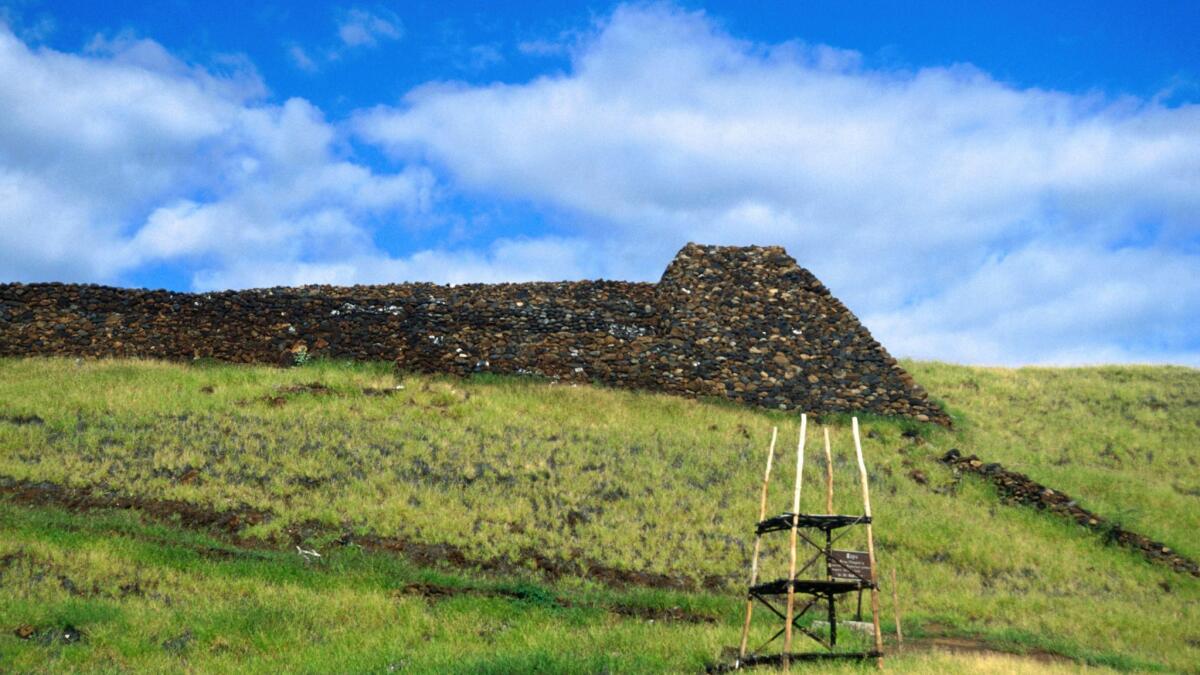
[829,549,872,583]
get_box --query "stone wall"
[0,243,949,424]
[940,449,1199,577]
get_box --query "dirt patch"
[0,476,729,594]
[278,382,335,396]
[362,386,403,397]
[350,532,728,592]
[248,381,338,407]
[607,604,716,623]
[161,629,193,654]
[0,413,44,426]
[905,624,1071,665]
[397,580,716,623]
[0,476,268,536]
[12,623,83,645]
[709,628,1077,672]
[915,636,1065,663]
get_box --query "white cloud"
[517,39,567,57]
[193,237,594,289]
[336,8,402,49]
[0,6,55,43]
[0,25,431,288]
[869,245,1200,365]
[287,44,318,73]
[286,7,403,72]
[356,4,1200,365]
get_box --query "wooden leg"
[738,427,779,662]
[891,568,904,650]
[852,417,885,669]
[783,414,807,671]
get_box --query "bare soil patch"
[0,476,728,594]
[397,580,716,623]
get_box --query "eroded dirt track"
[0,475,728,597]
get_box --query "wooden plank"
[783,414,807,671]
[738,426,779,662]
[852,417,885,669]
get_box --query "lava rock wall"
[0,243,948,424]
[940,449,1199,576]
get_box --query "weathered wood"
[783,414,807,671]
[891,567,904,649]
[852,417,885,669]
[738,426,779,662]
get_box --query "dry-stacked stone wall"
[940,449,1200,577]
[0,243,948,424]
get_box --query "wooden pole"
[823,427,837,647]
[852,417,885,669]
[783,414,807,671]
[890,568,904,649]
[738,426,779,662]
[823,427,834,514]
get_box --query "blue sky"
[1,1,1198,365]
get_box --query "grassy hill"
[0,357,1197,672]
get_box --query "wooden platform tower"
[730,415,885,670]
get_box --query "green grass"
[0,357,1197,672]
[0,502,732,673]
[909,362,1200,560]
[0,502,1128,674]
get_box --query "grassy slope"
[0,503,732,673]
[911,362,1200,560]
[0,503,1117,675]
[0,357,1197,672]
